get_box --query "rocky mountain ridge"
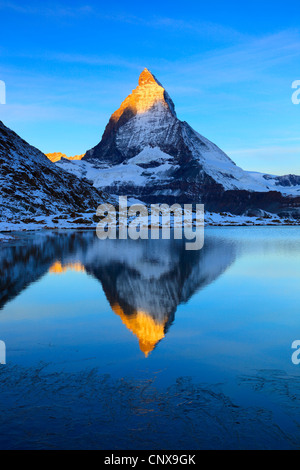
[0,120,107,227]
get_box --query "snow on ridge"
[129,146,172,164]
[57,146,179,190]
[57,147,300,198]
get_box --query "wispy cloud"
[6,29,300,86]
[0,103,107,124]
[226,145,300,175]
[0,2,246,43]
[36,52,143,70]
[158,29,300,87]
[1,11,300,173]
[147,17,247,42]
[229,145,300,158]
[0,1,93,17]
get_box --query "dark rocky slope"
[0,120,107,223]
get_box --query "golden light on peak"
[45,153,85,163]
[109,69,167,122]
[111,303,167,357]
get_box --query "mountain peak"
[109,67,174,117]
[138,68,161,87]
[84,69,177,163]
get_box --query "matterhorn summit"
[85,68,179,165]
[56,69,300,218]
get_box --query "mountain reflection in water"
[1,228,300,450]
[0,231,236,356]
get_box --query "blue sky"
[0,0,299,175]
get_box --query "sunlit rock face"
[46,152,85,163]
[80,69,300,217]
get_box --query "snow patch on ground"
[0,209,298,234]
[205,211,291,226]
[57,147,179,190]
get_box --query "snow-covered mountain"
[57,68,300,219]
[0,120,107,225]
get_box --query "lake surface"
[0,227,300,450]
